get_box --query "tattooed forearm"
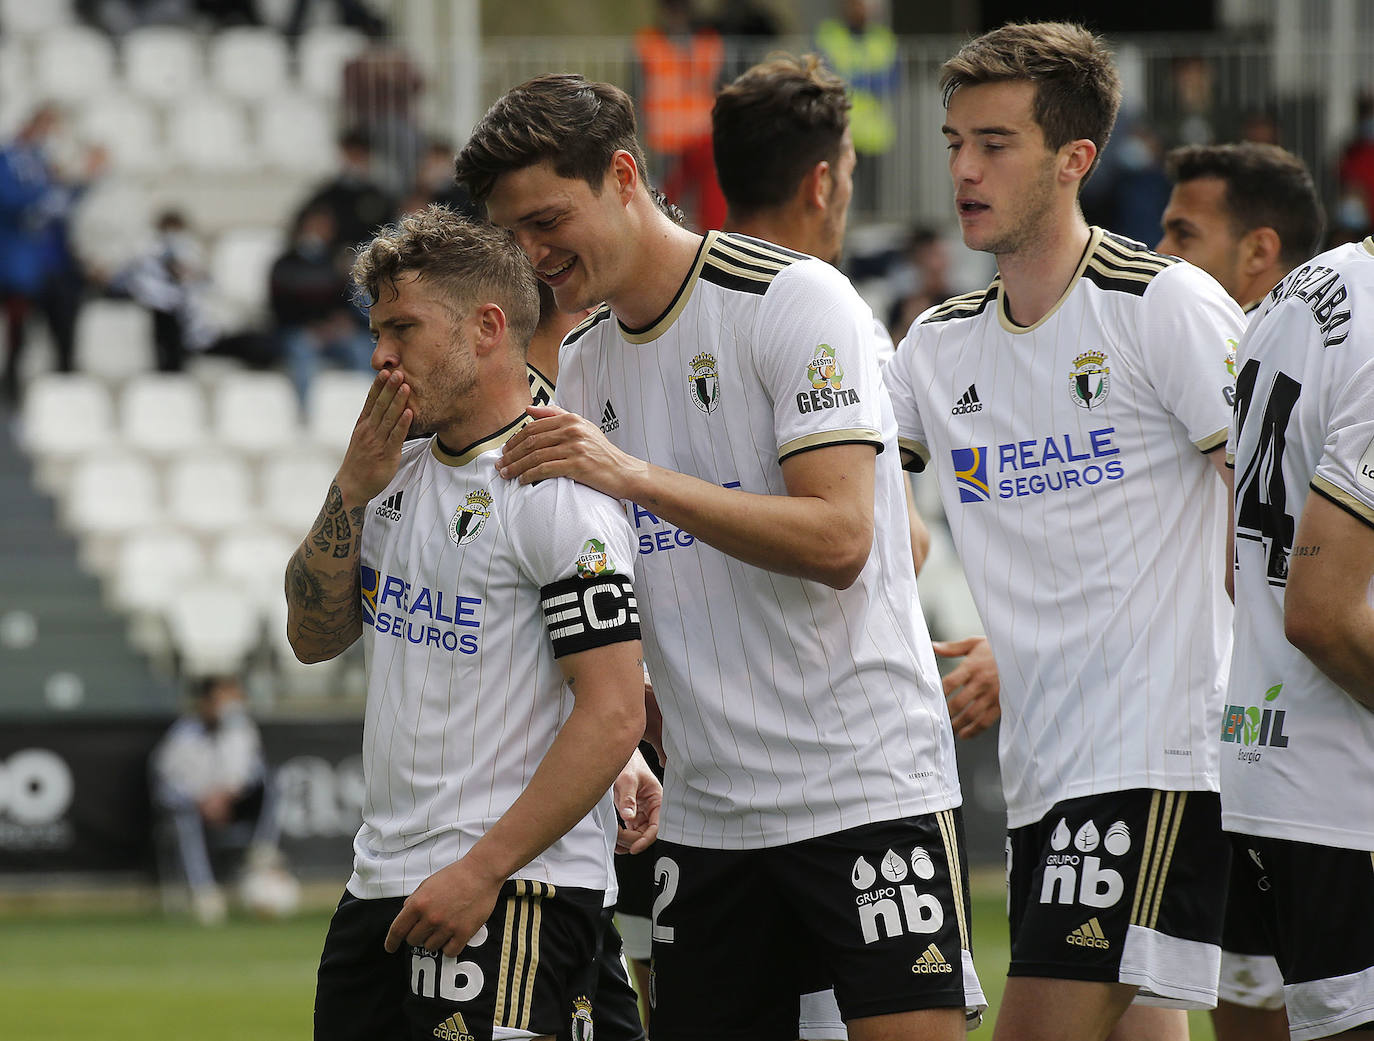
[284,481,366,662]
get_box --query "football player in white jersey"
[1223,235,1374,1040]
[285,207,650,1041]
[883,23,1246,1041]
[457,74,984,1041]
[1158,141,1326,1041]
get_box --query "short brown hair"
[1165,142,1325,270]
[454,73,650,203]
[713,53,851,215]
[940,22,1122,181]
[351,204,539,352]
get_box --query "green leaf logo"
[1264,683,1283,702]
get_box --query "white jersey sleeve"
[1138,262,1243,452]
[1313,354,1374,522]
[753,260,885,461]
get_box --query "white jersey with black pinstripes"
[1223,236,1374,851]
[884,227,1246,830]
[348,420,641,899]
[553,230,962,851]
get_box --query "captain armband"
[540,573,641,657]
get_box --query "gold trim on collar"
[997,226,1102,335]
[619,232,714,344]
[430,413,530,467]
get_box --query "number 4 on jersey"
[1233,358,1301,584]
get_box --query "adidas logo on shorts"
[910,942,954,974]
[1066,917,1110,949]
[433,1012,475,1041]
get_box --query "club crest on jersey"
[576,538,615,578]
[688,352,720,413]
[448,489,493,546]
[807,343,845,390]
[1069,350,1110,410]
[570,996,594,1041]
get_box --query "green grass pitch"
[0,885,1217,1040]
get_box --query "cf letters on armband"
[540,574,642,657]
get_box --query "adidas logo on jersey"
[951,384,983,415]
[432,1012,475,1041]
[375,489,404,521]
[910,942,954,974]
[1066,917,1110,949]
[600,401,620,433]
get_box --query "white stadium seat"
[258,451,337,537]
[209,226,283,318]
[0,0,75,35]
[210,370,301,456]
[62,452,162,542]
[73,299,156,383]
[165,454,256,536]
[123,27,203,102]
[78,93,163,174]
[119,373,210,460]
[33,27,116,103]
[210,526,298,613]
[210,26,291,101]
[305,369,371,452]
[254,91,336,174]
[108,527,207,617]
[297,26,367,100]
[164,579,263,678]
[166,95,253,171]
[20,373,115,468]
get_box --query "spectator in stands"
[400,138,479,219]
[0,104,105,405]
[886,226,956,340]
[341,30,425,196]
[1337,90,1374,233]
[633,0,728,231]
[1080,114,1173,246]
[106,210,276,372]
[268,204,373,404]
[815,0,897,214]
[151,674,287,925]
[296,129,398,264]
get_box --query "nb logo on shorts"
[1040,818,1129,910]
[852,851,944,945]
[910,942,954,974]
[1066,917,1111,949]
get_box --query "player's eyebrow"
[942,123,1020,137]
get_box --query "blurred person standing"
[268,205,373,404]
[296,129,398,262]
[1157,141,1324,1041]
[815,0,897,215]
[341,30,425,196]
[1337,91,1374,234]
[633,0,727,231]
[0,104,106,404]
[151,674,288,925]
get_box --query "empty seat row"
[0,24,367,104]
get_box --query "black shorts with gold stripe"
[314,880,605,1041]
[1006,788,1229,1009]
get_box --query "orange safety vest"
[634,26,723,155]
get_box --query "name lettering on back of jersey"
[448,489,493,546]
[1069,350,1110,410]
[952,428,1124,502]
[850,847,945,945]
[360,564,482,655]
[1220,682,1292,765]
[688,353,720,413]
[797,343,860,414]
[1270,263,1353,347]
[1359,438,1374,491]
[375,489,405,521]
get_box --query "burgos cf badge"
[1069,350,1110,410]
[808,343,844,390]
[688,352,719,413]
[570,995,594,1041]
[448,489,493,546]
[576,538,615,578]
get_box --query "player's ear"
[804,160,830,211]
[1060,138,1097,186]
[610,150,639,204]
[472,302,507,356]
[1241,226,1281,274]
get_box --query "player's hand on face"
[934,635,1001,740]
[613,747,661,855]
[384,857,502,958]
[336,369,412,504]
[497,405,643,499]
